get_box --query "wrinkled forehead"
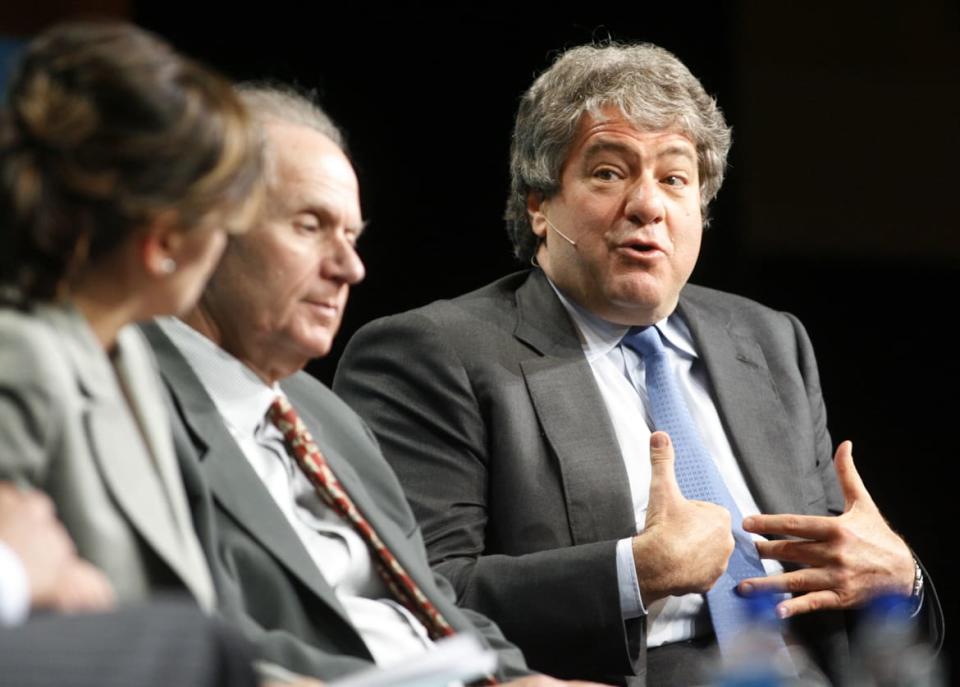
[560,105,698,166]
[582,103,698,148]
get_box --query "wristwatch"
[911,558,924,600]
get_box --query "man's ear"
[527,191,548,240]
[140,210,183,277]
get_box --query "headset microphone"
[542,215,577,247]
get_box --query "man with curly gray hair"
[336,43,938,685]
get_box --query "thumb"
[648,431,683,510]
[834,440,876,512]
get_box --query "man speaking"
[334,43,940,685]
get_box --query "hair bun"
[1,21,262,307]
[12,65,99,153]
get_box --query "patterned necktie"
[621,326,784,653]
[267,396,458,641]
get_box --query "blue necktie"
[622,325,783,653]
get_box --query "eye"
[593,167,623,182]
[293,215,321,233]
[662,175,688,188]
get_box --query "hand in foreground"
[0,482,115,613]
[631,432,735,603]
[739,441,915,618]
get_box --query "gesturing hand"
[739,441,915,618]
[632,431,735,603]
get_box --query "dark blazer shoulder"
[680,282,814,358]
[681,282,792,321]
[380,271,526,331]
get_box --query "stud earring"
[160,257,177,274]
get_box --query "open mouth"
[617,238,665,257]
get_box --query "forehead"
[564,108,697,164]
[265,122,359,211]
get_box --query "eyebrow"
[582,140,639,162]
[656,145,697,163]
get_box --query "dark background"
[3,0,958,677]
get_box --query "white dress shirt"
[550,285,784,648]
[158,318,436,667]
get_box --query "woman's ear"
[140,210,183,277]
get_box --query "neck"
[181,304,300,386]
[70,282,141,350]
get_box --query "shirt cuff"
[616,537,646,620]
[0,541,31,626]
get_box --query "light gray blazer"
[0,304,213,609]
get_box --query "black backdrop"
[133,2,959,675]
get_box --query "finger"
[738,567,835,596]
[754,538,834,566]
[39,513,77,560]
[777,590,843,618]
[833,440,876,511]
[75,561,116,610]
[22,489,56,519]
[647,432,684,506]
[743,513,836,540]
[57,560,115,612]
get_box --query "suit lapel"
[514,271,637,543]
[111,327,215,609]
[293,401,446,611]
[678,292,809,515]
[142,323,355,627]
[47,309,209,604]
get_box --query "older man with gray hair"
[334,43,940,685]
[144,83,613,687]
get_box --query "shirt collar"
[156,316,281,438]
[546,278,699,362]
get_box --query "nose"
[323,233,366,285]
[624,177,665,226]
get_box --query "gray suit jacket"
[142,322,531,682]
[0,304,214,609]
[334,269,864,684]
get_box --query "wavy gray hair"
[505,42,732,263]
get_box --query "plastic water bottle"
[850,593,944,687]
[712,593,797,687]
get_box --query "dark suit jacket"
[141,322,531,682]
[0,601,256,687]
[333,269,935,685]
